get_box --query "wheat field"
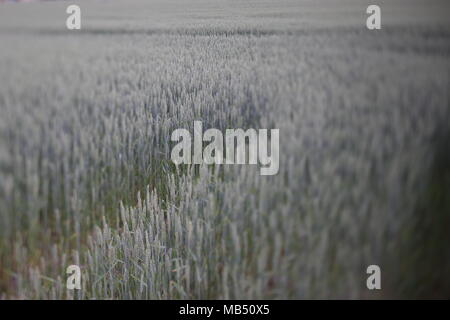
[0,0,449,299]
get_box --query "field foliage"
[0,0,449,299]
